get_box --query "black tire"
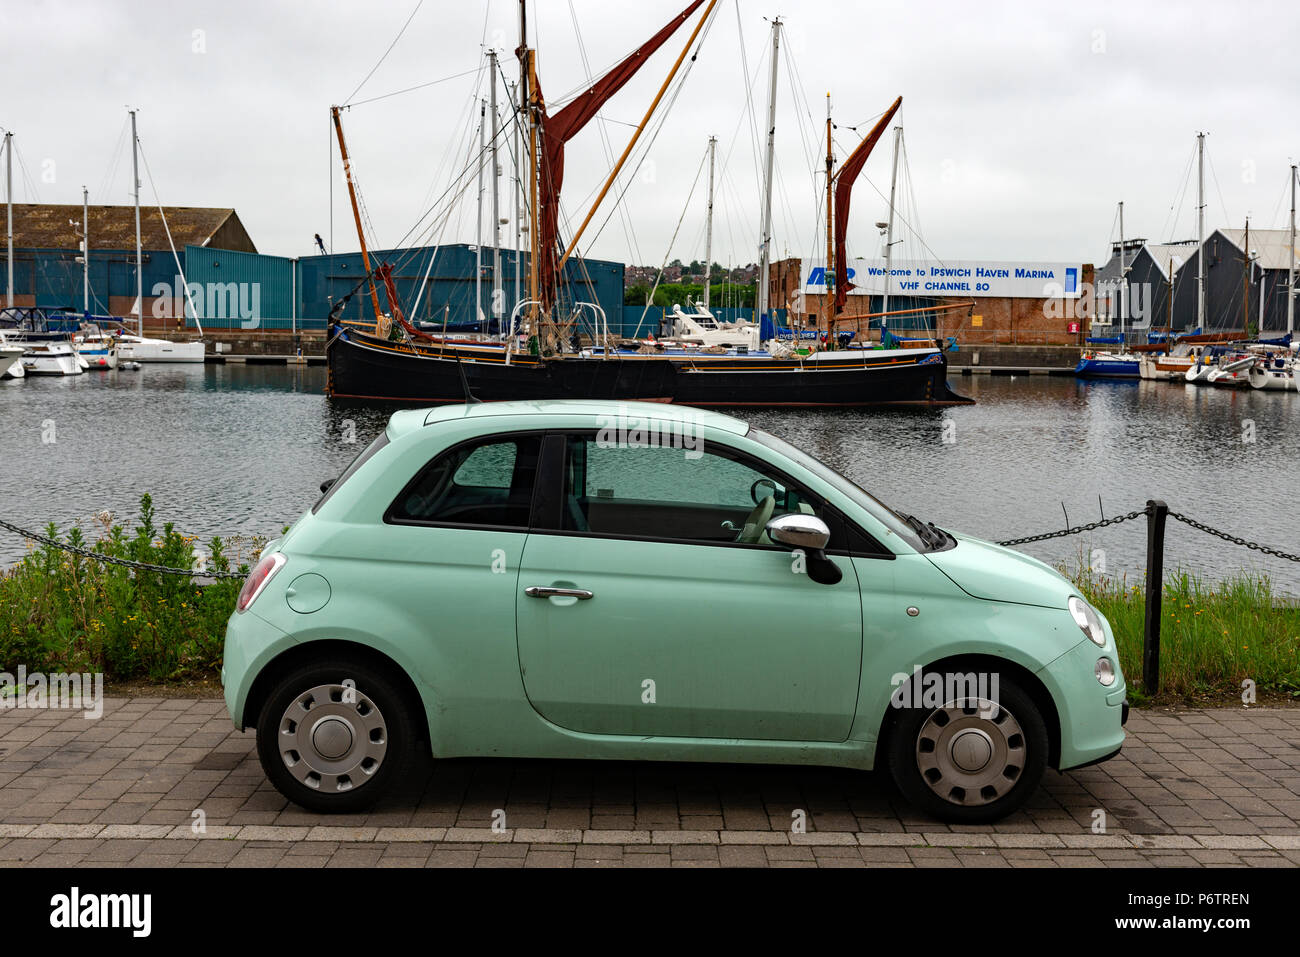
[886,673,1047,824]
[256,657,416,814]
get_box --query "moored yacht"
[668,302,760,351]
[1075,337,1140,378]
[0,307,85,375]
[0,340,24,379]
[73,324,119,370]
[21,340,84,376]
[1248,353,1297,391]
[1204,354,1254,387]
[115,332,204,363]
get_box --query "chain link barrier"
[1166,511,1300,564]
[997,504,1299,563]
[996,509,1150,547]
[0,518,246,579]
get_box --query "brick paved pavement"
[0,698,1297,867]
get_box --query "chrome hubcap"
[915,699,1026,807]
[279,683,387,793]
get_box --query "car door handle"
[525,586,594,600]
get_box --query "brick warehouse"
[769,256,1097,346]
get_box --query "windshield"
[748,428,933,552]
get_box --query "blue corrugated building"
[3,205,628,334]
[3,205,254,317]
[294,245,624,332]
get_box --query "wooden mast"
[755,19,781,334]
[330,105,386,336]
[823,93,833,340]
[527,50,543,348]
[519,0,538,345]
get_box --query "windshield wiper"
[901,513,943,549]
[927,521,956,548]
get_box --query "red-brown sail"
[527,0,704,312]
[833,96,901,315]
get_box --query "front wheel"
[886,674,1047,823]
[256,658,416,814]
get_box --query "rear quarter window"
[386,433,542,530]
[312,432,391,514]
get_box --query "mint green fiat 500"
[223,401,1126,823]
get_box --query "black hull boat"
[668,350,967,406]
[326,324,677,403]
[326,323,972,407]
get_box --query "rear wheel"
[256,658,416,814]
[887,674,1047,823]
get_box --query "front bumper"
[1038,637,1127,770]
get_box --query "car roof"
[388,400,750,437]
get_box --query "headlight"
[1068,596,1106,646]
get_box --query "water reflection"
[1,368,1296,594]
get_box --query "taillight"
[237,553,287,613]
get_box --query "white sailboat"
[114,111,206,364]
[1247,349,1298,391]
[74,335,118,369]
[115,329,205,363]
[1204,353,1254,387]
[1251,166,1299,390]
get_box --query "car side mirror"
[764,514,842,585]
[766,513,830,550]
[319,477,337,495]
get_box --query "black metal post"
[1143,500,1168,697]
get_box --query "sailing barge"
[327,323,966,406]
[324,1,970,408]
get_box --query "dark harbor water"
[2,365,1298,594]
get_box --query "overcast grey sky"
[2,0,1296,268]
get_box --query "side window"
[453,443,518,488]
[559,434,838,547]
[387,434,541,529]
[313,432,390,514]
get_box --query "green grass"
[0,495,257,681]
[1075,568,1300,703]
[3,496,1297,703]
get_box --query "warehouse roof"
[1214,228,1298,272]
[6,204,256,253]
[1096,241,1197,283]
[1143,242,1200,280]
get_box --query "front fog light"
[1095,657,1116,686]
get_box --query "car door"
[371,431,543,715]
[514,431,863,743]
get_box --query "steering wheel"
[750,478,778,505]
[735,493,775,544]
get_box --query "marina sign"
[801,259,1083,299]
